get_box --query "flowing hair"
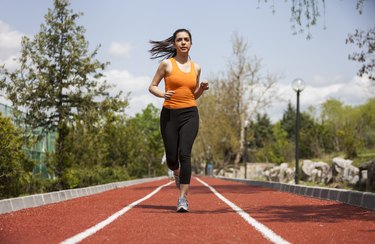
[149,29,192,60]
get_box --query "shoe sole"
[177,207,189,212]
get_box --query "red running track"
[0,177,374,243]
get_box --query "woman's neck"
[174,54,189,64]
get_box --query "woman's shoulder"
[160,59,173,75]
[158,59,172,68]
[192,60,201,74]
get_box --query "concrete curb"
[0,176,167,215]
[217,177,375,211]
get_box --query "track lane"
[82,177,271,243]
[1,177,374,243]
[0,179,172,243]
[199,177,375,244]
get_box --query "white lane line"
[195,177,290,244]
[60,181,173,244]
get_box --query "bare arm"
[148,60,175,99]
[194,63,209,99]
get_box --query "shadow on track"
[249,203,375,223]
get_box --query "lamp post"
[244,120,249,179]
[292,78,305,184]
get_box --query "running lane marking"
[60,181,173,244]
[195,177,290,244]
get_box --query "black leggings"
[160,106,199,184]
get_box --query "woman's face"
[174,31,191,54]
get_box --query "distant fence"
[0,102,56,174]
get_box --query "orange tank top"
[163,58,197,109]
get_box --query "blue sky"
[1,0,374,121]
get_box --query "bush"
[0,113,34,199]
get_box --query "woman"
[148,29,209,212]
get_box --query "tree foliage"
[0,0,127,187]
[0,113,34,198]
[249,113,274,148]
[194,33,279,175]
[346,26,375,86]
[125,104,165,178]
[259,0,365,39]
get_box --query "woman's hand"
[164,90,175,100]
[200,80,209,90]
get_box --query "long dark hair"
[149,28,192,60]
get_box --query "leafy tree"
[271,122,294,163]
[346,26,375,88]
[280,102,328,159]
[0,113,34,198]
[259,0,365,39]
[59,99,129,188]
[194,91,239,174]
[259,122,293,164]
[195,33,279,176]
[320,99,346,152]
[320,98,365,158]
[0,0,126,188]
[120,104,165,178]
[358,98,375,148]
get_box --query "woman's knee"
[166,157,179,170]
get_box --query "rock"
[301,160,330,183]
[332,157,359,184]
[359,159,375,192]
[263,163,294,183]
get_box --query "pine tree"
[280,101,296,140]
[1,0,126,188]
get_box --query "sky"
[0,0,374,122]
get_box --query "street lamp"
[292,78,305,184]
[244,120,249,179]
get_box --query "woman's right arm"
[148,60,175,99]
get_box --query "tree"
[0,113,34,198]
[320,98,364,158]
[280,102,328,159]
[259,0,365,39]
[194,90,239,174]
[346,26,375,89]
[0,0,126,188]
[299,111,323,158]
[249,113,274,148]
[358,98,375,148]
[195,33,279,176]
[125,104,165,178]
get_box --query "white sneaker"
[177,197,189,212]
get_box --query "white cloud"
[265,75,372,122]
[127,94,163,116]
[103,71,371,121]
[104,69,163,116]
[0,54,19,71]
[0,21,22,49]
[310,74,344,87]
[0,20,23,60]
[108,42,132,57]
[105,69,149,94]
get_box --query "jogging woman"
[148,28,208,212]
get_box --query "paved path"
[1,177,374,243]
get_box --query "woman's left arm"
[194,63,209,99]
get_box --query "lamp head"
[292,78,306,92]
